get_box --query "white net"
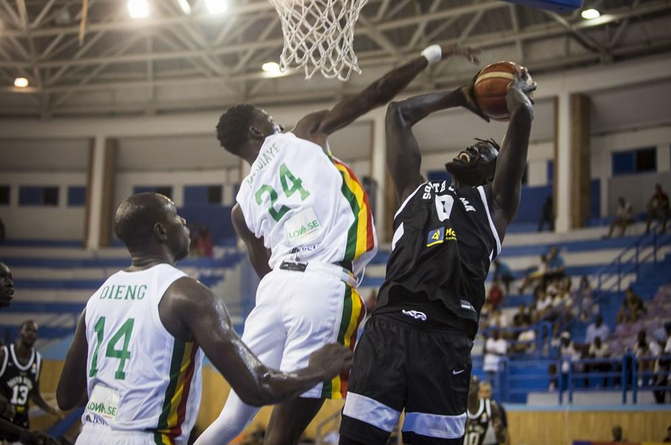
[267,0,369,81]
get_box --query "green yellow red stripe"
[322,285,365,399]
[154,341,198,440]
[332,158,375,262]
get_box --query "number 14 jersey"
[84,264,203,445]
[236,132,378,278]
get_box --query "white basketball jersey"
[84,264,203,445]
[237,132,378,278]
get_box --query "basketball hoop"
[267,0,369,81]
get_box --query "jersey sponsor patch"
[284,207,322,246]
[86,385,120,425]
[426,227,445,247]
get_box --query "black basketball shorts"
[339,315,473,445]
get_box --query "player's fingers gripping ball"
[474,61,534,121]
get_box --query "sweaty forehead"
[0,264,10,275]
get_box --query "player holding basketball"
[56,193,353,445]
[196,45,481,445]
[339,66,535,445]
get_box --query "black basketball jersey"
[0,344,41,428]
[375,181,501,335]
[466,398,497,445]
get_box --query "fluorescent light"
[581,8,601,20]
[205,0,227,14]
[262,62,283,77]
[14,77,29,88]
[127,0,149,19]
[176,0,191,14]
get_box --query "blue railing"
[488,354,671,405]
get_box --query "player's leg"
[403,330,472,445]
[194,273,288,445]
[263,269,364,445]
[339,317,407,445]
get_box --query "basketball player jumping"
[56,193,353,445]
[339,67,535,445]
[196,45,481,445]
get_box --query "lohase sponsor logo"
[287,219,320,241]
[87,401,117,418]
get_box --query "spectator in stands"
[536,290,553,319]
[587,336,611,388]
[487,278,504,310]
[586,315,611,345]
[617,287,647,324]
[635,329,662,387]
[483,329,508,388]
[576,276,596,321]
[549,331,581,390]
[197,225,214,257]
[493,259,515,295]
[518,254,548,294]
[512,304,532,327]
[611,425,627,443]
[490,308,508,330]
[645,183,670,234]
[188,223,199,257]
[544,246,565,285]
[538,195,554,232]
[605,197,634,239]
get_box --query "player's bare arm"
[162,277,352,406]
[294,46,481,149]
[0,349,15,420]
[30,378,61,418]
[232,204,272,279]
[490,401,508,445]
[56,310,88,411]
[488,67,536,236]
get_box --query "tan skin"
[228,45,480,445]
[0,263,14,308]
[57,194,353,415]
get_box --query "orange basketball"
[474,61,530,122]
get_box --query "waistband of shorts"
[80,423,155,437]
[277,260,358,288]
[372,312,474,338]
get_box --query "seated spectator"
[612,425,627,443]
[635,329,662,387]
[549,331,581,390]
[518,254,548,294]
[587,336,611,387]
[490,308,508,330]
[575,276,596,321]
[538,195,554,232]
[197,225,214,258]
[536,290,553,319]
[487,279,504,309]
[493,259,514,295]
[586,315,611,345]
[605,197,634,238]
[512,304,532,327]
[645,183,669,234]
[543,246,565,285]
[617,287,647,324]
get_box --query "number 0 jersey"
[0,344,41,428]
[236,132,378,278]
[374,181,501,337]
[466,398,498,445]
[84,264,203,445]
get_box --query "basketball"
[474,61,532,121]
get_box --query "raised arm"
[293,46,480,147]
[490,401,509,445]
[489,67,536,234]
[232,204,272,279]
[167,278,352,407]
[57,310,88,411]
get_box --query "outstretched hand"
[506,65,536,116]
[308,343,353,379]
[458,72,491,123]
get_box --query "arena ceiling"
[0,0,670,117]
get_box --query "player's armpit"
[231,204,271,279]
[56,310,88,411]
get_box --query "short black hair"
[216,104,257,154]
[19,320,36,331]
[114,193,172,252]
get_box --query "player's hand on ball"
[440,45,482,65]
[458,72,491,123]
[506,66,537,115]
[308,343,353,378]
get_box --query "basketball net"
[267,0,369,81]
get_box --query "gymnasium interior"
[0,0,670,444]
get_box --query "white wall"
[0,172,87,240]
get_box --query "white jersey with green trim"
[236,132,377,278]
[82,264,203,445]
